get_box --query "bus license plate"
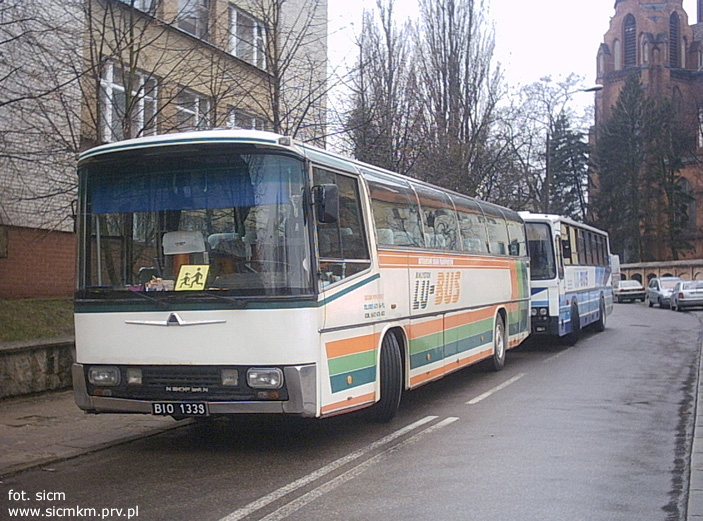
[152,402,209,416]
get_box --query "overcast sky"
[328,0,700,89]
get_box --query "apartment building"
[0,0,328,298]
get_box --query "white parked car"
[647,276,683,308]
[613,280,645,303]
[670,280,703,311]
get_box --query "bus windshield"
[526,222,556,280]
[77,147,312,298]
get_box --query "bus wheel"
[564,302,581,346]
[368,333,403,423]
[594,297,607,333]
[489,315,506,372]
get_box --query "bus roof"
[519,212,609,238]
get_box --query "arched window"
[670,12,680,67]
[642,35,650,64]
[624,14,637,67]
[614,39,622,70]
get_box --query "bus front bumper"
[72,363,318,418]
[530,315,559,336]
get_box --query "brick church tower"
[594,0,703,260]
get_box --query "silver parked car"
[647,276,683,308]
[613,279,646,303]
[669,280,703,311]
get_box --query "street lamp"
[543,85,603,214]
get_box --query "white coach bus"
[73,130,530,422]
[520,212,614,345]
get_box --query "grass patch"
[0,299,74,343]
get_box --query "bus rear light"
[88,366,121,386]
[126,368,142,385]
[221,369,239,386]
[247,368,284,389]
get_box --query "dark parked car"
[614,280,645,303]
[670,280,703,311]
[647,276,683,308]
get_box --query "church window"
[624,15,637,67]
[670,13,680,68]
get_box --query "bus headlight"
[126,368,142,385]
[88,366,121,386]
[247,368,283,389]
[221,369,239,386]
[539,308,548,316]
[531,308,538,317]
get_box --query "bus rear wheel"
[368,333,403,423]
[594,296,606,333]
[489,315,506,372]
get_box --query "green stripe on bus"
[328,350,376,376]
[330,366,376,393]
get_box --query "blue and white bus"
[520,213,613,345]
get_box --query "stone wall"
[0,339,74,399]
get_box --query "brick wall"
[0,226,75,299]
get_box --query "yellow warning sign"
[176,265,209,291]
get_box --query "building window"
[229,6,266,69]
[100,62,158,142]
[624,14,637,67]
[176,89,211,131]
[670,12,680,68]
[117,0,158,14]
[227,109,268,131]
[178,0,209,40]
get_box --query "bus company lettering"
[418,257,454,266]
[413,271,461,310]
[165,386,209,393]
[364,293,386,319]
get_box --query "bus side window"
[413,183,459,251]
[479,202,509,256]
[562,225,573,265]
[313,167,370,286]
[452,195,489,254]
[366,171,423,248]
[503,209,527,257]
[555,234,565,279]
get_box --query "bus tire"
[489,315,506,372]
[594,296,606,333]
[564,301,581,346]
[368,333,403,423]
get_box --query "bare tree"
[0,0,83,230]
[413,0,501,195]
[345,0,421,174]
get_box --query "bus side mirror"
[312,184,339,224]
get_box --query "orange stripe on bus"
[445,307,495,329]
[407,317,444,339]
[325,333,380,359]
[406,307,495,340]
[321,392,376,415]
[409,348,493,387]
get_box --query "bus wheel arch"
[367,327,405,423]
[489,309,507,372]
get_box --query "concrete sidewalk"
[0,389,181,476]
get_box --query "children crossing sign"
[176,265,209,290]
